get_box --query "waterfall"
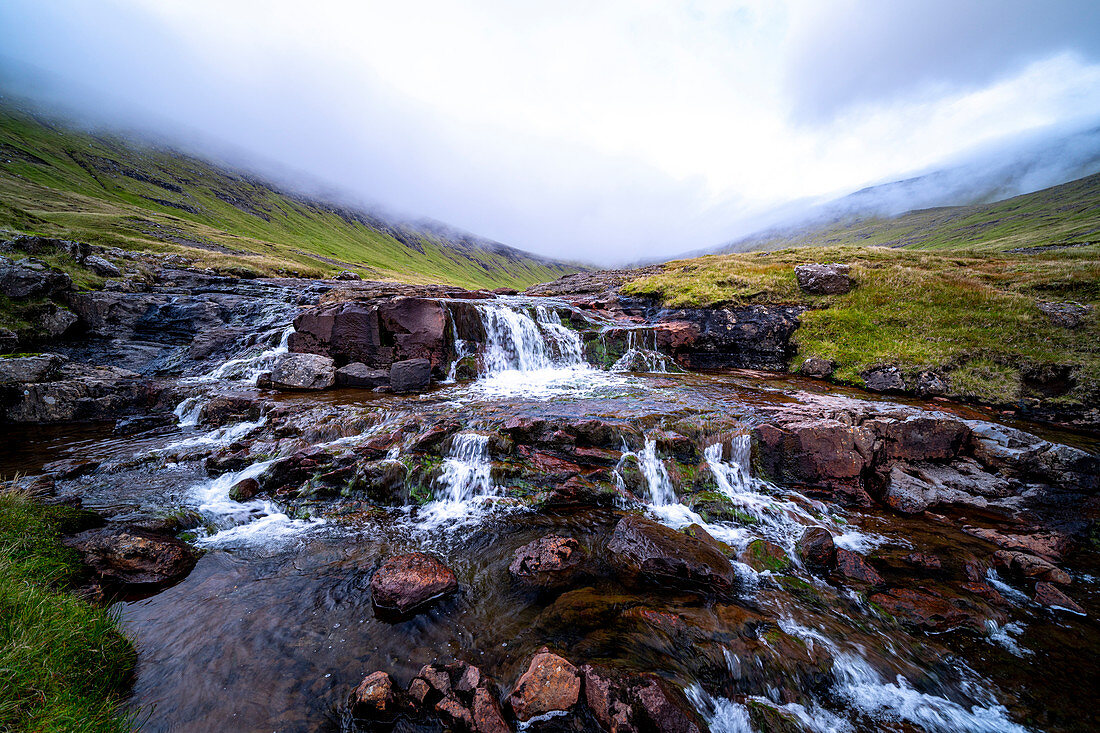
[476,301,584,374]
[610,329,671,373]
[639,438,677,506]
[203,325,294,383]
[434,433,495,503]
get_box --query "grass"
[623,244,1100,414]
[0,97,580,289]
[0,487,136,732]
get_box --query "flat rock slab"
[64,527,199,588]
[267,352,335,390]
[371,552,458,615]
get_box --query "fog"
[2,0,1100,265]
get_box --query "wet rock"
[0,327,17,353]
[796,527,837,571]
[795,263,853,295]
[0,353,65,384]
[267,352,335,390]
[63,527,199,588]
[902,552,944,572]
[753,419,873,500]
[371,552,458,615]
[1038,300,1091,329]
[835,548,884,585]
[1033,581,1085,614]
[607,514,738,598]
[390,358,431,393]
[509,535,585,590]
[507,648,581,722]
[335,361,389,389]
[993,550,1071,585]
[961,527,1068,562]
[435,696,475,729]
[654,305,803,371]
[799,356,834,378]
[2,366,152,423]
[472,686,510,733]
[349,671,404,722]
[869,588,979,632]
[861,365,905,392]
[685,491,741,524]
[206,448,253,477]
[0,255,72,298]
[85,254,122,277]
[112,412,178,435]
[739,539,792,572]
[229,477,261,502]
[198,394,260,426]
[875,415,970,462]
[355,459,408,505]
[260,447,335,491]
[881,460,1012,515]
[633,675,704,733]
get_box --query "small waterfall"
[477,301,584,374]
[639,438,677,506]
[174,395,204,427]
[203,325,294,383]
[435,433,495,503]
[610,329,671,373]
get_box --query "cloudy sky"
[3,0,1100,264]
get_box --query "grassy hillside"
[0,100,579,289]
[625,242,1099,423]
[721,171,1100,254]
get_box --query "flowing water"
[3,295,1098,733]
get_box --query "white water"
[415,433,514,532]
[202,325,294,383]
[173,395,204,427]
[610,328,672,373]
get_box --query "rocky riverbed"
[2,256,1098,732]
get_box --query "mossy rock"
[686,491,759,525]
[740,539,792,573]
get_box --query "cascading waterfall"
[610,328,671,373]
[434,433,495,503]
[203,325,294,382]
[476,301,584,374]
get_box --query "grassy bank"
[623,245,1100,416]
[0,488,135,732]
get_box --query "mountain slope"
[0,101,579,289]
[720,171,1100,254]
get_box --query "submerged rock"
[508,535,585,590]
[835,548,884,585]
[507,647,581,722]
[371,552,458,615]
[796,527,836,571]
[349,671,404,722]
[606,514,738,598]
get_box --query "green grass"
[624,244,1100,413]
[0,97,580,289]
[0,488,136,732]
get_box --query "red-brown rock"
[1034,581,1086,614]
[64,527,199,588]
[796,527,837,570]
[607,515,738,598]
[869,588,977,632]
[371,552,458,614]
[349,671,403,721]
[509,535,585,589]
[633,675,704,733]
[507,648,581,722]
[472,687,510,733]
[835,548,884,585]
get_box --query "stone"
[869,588,977,632]
[40,303,78,338]
[508,535,585,590]
[507,648,581,722]
[63,527,199,588]
[1038,301,1091,329]
[753,419,874,496]
[795,263,854,295]
[370,552,458,614]
[435,696,475,729]
[914,370,948,396]
[356,459,408,505]
[800,356,835,378]
[835,548,884,585]
[349,671,403,721]
[796,527,837,570]
[0,327,17,353]
[633,676,704,733]
[876,415,970,462]
[198,395,260,427]
[472,686,510,733]
[861,365,905,392]
[652,305,804,371]
[229,478,261,502]
[0,353,65,384]
[993,550,1071,585]
[113,412,178,436]
[267,352,335,390]
[0,255,71,298]
[606,514,738,598]
[739,539,792,572]
[335,361,390,389]
[334,270,362,280]
[84,255,122,277]
[390,358,432,393]
[2,366,150,424]
[1033,581,1085,614]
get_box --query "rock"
[370,552,458,615]
[1033,581,1085,614]
[472,686,510,733]
[0,327,17,353]
[835,548,883,585]
[685,491,741,523]
[869,588,977,632]
[356,459,408,505]
[335,361,390,389]
[349,671,403,721]
[993,550,1071,585]
[63,527,199,588]
[229,478,261,502]
[492,287,518,295]
[753,419,874,499]
[507,648,581,722]
[796,527,837,570]
[2,366,151,423]
[198,395,260,427]
[390,358,432,393]
[914,370,948,396]
[0,353,65,384]
[1038,301,1091,329]
[113,412,178,435]
[652,305,804,371]
[880,460,1010,515]
[0,255,72,298]
[633,675,704,733]
[435,696,475,729]
[606,514,738,598]
[861,365,905,392]
[40,303,78,338]
[800,356,834,378]
[267,352,335,390]
[84,255,122,277]
[508,535,585,590]
[334,270,362,280]
[795,263,854,295]
[739,539,792,572]
[875,415,970,462]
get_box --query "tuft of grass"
[0,488,136,732]
[624,245,1100,412]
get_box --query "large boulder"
[508,535,585,590]
[0,255,72,298]
[335,361,389,389]
[795,263,853,295]
[63,527,199,588]
[507,648,581,722]
[753,419,874,497]
[371,552,458,615]
[606,515,738,598]
[0,353,66,384]
[390,358,432,393]
[265,352,335,390]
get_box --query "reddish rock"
[435,696,475,729]
[993,550,1072,586]
[509,535,585,589]
[796,527,837,570]
[753,420,874,501]
[633,676,704,733]
[963,527,1069,562]
[875,415,970,462]
[228,477,261,502]
[507,648,581,722]
[835,548,884,585]
[1034,582,1086,614]
[349,671,403,721]
[607,515,738,598]
[371,552,458,614]
[869,588,976,632]
[472,687,510,733]
[902,552,943,572]
[64,527,198,588]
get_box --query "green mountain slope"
[722,171,1100,254]
[0,101,579,289]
